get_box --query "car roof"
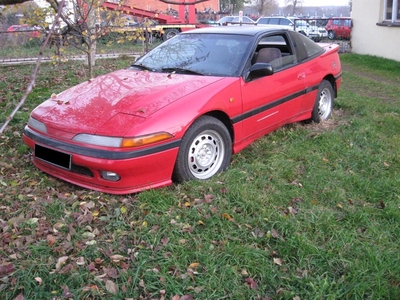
[182,25,290,36]
[258,16,288,19]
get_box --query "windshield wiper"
[130,64,153,71]
[161,67,204,76]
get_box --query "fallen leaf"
[188,262,200,269]
[26,218,39,225]
[76,257,85,266]
[82,232,96,239]
[222,213,233,220]
[245,277,258,290]
[47,235,57,247]
[55,256,69,270]
[13,293,24,300]
[0,263,15,276]
[204,194,214,203]
[271,229,284,241]
[110,255,125,263]
[180,295,194,300]
[107,268,119,279]
[105,279,118,294]
[273,257,283,266]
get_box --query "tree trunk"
[86,40,96,78]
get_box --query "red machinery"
[101,0,213,40]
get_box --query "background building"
[351,0,400,61]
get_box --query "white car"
[217,16,256,25]
[257,17,324,41]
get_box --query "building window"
[378,0,400,26]
[384,0,400,22]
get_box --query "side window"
[280,19,292,26]
[344,19,352,27]
[252,34,296,70]
[269,18,280,25]
[289,31,324,62]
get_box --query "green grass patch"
[0,54,399,299]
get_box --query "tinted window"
[289,31,323,62]
[258,18,269,25]
[280,19,292,26]
[269,18,280,25]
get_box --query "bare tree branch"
[0,1,66,134]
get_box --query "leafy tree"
[1,1,39,26]
[41,0,129,78]
[19,0,147,78]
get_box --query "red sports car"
[23,26,342,194]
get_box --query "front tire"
[173,116,232,182]
[310,80,334,123]
[328,30,335,40]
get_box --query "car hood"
[31,68,225,135]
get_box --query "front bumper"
[23,126,180,194]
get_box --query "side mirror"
[244,63,274,82]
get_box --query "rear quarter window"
[289,31,324,62]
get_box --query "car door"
[286,31,328,114]
[239,33,306,141]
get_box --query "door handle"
[297,72,306,80]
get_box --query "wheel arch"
[322,74,338,98]
[202,110,234,142]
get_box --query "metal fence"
[0,18,352,65]
[292,18,352,53]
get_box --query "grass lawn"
[0,54,399,299]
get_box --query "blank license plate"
[35,144,71,170]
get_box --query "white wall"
[351,0,400,61]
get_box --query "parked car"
[23,26,342,194]
[308,18,328,39]
[257,16,321,40]
[217,15,256,25]
[7,24,41,38]
[325,17,352,39]
[256,16,293,27]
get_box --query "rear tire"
[173,116,232,182]
[310,80,334,123]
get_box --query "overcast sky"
[279,0,349,6]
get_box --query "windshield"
[135,33,253,77]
